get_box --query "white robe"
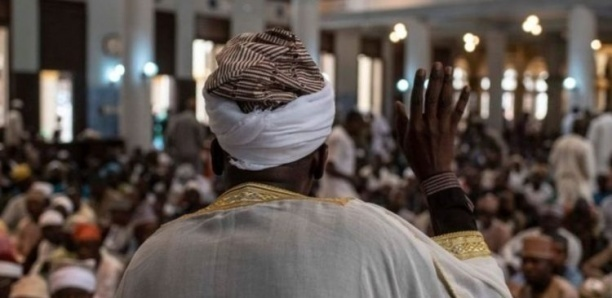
[549,134,596,207]
[318,126,359,199]
[117,183,510,297]
[587,112,612,176]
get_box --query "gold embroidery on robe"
[184,183,351,218]
[432,231,491,260]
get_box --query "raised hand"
[395,62,470,181]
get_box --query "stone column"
[120,0,154,150]
[334,29,360,118]
[87,0,123,137]
[175,0,196,111]
[291,0,320,63]
[382,39,395,120]
[486,29,507,132]
[12,0,38,72]
[231,0,265,37]
[544,34,566,136]
[403,18,431,107]
[567,5,597,111]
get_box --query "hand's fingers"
[394,101,409,147]
[409,69,426,124]
[452,86,471,125]
[438,66,454,120]
[424,62,444,119]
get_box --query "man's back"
[587,113,612,175]
[166,111,204,159]
[117,184,507,297]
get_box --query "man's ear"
[210,138,225,176]
[312,144,328,180]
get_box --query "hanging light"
[591,39,602,51]
[563,77,577,90]
[396,79,409,92]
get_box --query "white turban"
[204,81,335,171]
[38,209,65,227]
[49,266,96,294]
[0,261,22,279]
[51,196,74,214]
[30,182,54,198]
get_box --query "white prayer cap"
[49,265,96,294]
[51,196,75,214]
[29,182,54,198]
[9,275,49,298]
[38,209,65,227]
[205,82,334,171]
[0,261,22,279]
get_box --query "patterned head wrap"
[205,28,324,113]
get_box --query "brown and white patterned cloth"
[205,28,324,113]
[203,29,334,171]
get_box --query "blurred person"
[9,275,49,298]
[550,234,583,289]
[102,200,134,260]
[165,98,206,173]
[523,165,554,210]
[317,110,364,199]
[5,100,24,149]
[15,185,51,259]
[562,107,581,136]
[51,196,74,218]
[502,206,582,274]
[476,191,512,254]
[549,119,596,208]
[65,186,96,226]
[369,114,395,164]
[497,189,527,234]
[509,235,578,298]
[507,155,529,193]
[116,32,510,297]
[582,245,612,279]
[49,265,96,298]
[563,199,599,262]
[602,194,612,243]
[587,104,612,180]
[73,224,124,298]
[2,165,35,231]
[26,209,66,274]
[0,235,22,298]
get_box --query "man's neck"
[530,277,553,294]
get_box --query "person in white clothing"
[317,111,364,199]
[550,119,596,208]
[117,29,511,297]
[587,106,612,179]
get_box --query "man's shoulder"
[552,276,578,295]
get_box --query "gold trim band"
[432,231,491,260]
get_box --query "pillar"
[486,29,506,132]
[567,5,596,111]
[231,0,265,37]
[291,0,320,63]
[175,0,196,111]
[382,39,395,120]
[544,34,565,136]
[87,0,123,137]
[334,29,360,118]
[120,0,154,150]
[403,18,431,106]
[12,0,38,72]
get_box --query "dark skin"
[52,288,93,298]
[0,277,17,298]
[42,225,64,245]
[212,62,469,197]
[522,256,555,294]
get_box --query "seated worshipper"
[582,245,612,279]
[317,110,365,199]
[510,233,584,289]
[563,198,599,262]
[601,195,612,243]
[25,209,66,275]
[73,224,124,298]
[49,265,96,298]
[476,191,512,254]
[9,275,49,298]
[0,235,22,298]
[509,235,578,298]
[1,165,34,231]
[116,30,511,297]
[501,205,582,275]
[65,186,96,227]
[523,165,555,211]
[51,196,74,219]
[508,155,529,193]
[15,184,52,260]
[101,200,134,261]
[579,277,612,298]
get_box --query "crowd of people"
[0,33,611,298]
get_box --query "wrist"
[420,172,460,196]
